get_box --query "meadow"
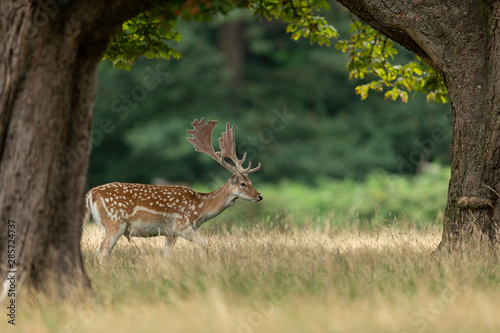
[11,166,500,332]
[15,221,500,333]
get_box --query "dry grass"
[11,223,500,333]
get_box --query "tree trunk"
[438,2,500,251]
[218,21,245,85]
[336,0,500,250]
[0,1,146,296]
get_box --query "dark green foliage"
[105,10,182,70]
[90,8,450,190]
[104,0,336,69]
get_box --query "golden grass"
[10,223,500,333]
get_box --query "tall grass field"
[6,166,500,332]
[10,221,500,333]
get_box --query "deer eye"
[240,182,247,188]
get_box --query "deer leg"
[97,222,127,264]
[178,226,208,252]
[163,235,177,257]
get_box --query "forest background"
[89,3,451,229]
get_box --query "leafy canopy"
[335,20,448,103]
[103,0,448,102]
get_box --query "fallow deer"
[83,118,262,263]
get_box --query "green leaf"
[398,89,408,103]
[291,30,302,41]
[336,21,448,103]
[355,84,370,100]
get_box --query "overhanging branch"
[335,0,474,72]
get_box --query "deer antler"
[218,123,261,175]
[186,118,221,161]
[186,118,261,175]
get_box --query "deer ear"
[229,174,238,185]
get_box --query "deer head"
[186,118,262,202]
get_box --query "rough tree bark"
[336,0,500,250]
[0,1,151,295]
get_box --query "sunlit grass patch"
[14,221,500,333]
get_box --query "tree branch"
[335,0,486,73]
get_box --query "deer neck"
[198,181,237,220]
